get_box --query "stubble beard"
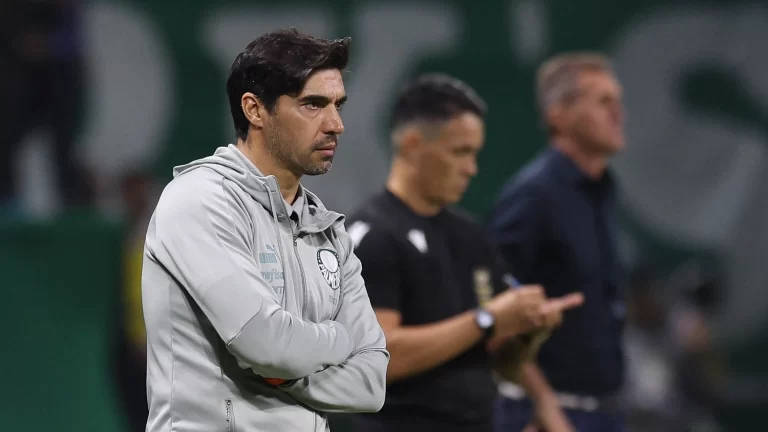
[266,126,333,177]
[303,153,333,176]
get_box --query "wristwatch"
[474,308,495,339]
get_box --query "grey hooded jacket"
[141,144,389,431]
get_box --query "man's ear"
[545,103,566,133]
[241,92,267,129]
[394,127,425,158]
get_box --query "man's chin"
[303,162,333,176]
[443,191,465,206]
[603,142,624,156]
[604,134,625,153]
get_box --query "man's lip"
[316,145,336,151]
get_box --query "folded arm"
[279,227,389,413]
[150,172,354,379]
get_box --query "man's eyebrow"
[298,94,347,106]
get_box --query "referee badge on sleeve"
[473,267,493,307]
[317,248,341,290]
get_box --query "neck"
[551,136,609,180]
[236,137,301,203]
[386,158,442,217]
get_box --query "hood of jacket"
[172,144,343,233]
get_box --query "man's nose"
[464,157,478,177]
[611,101,625,124]
[322,107,345,135]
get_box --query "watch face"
[476,310,494,329]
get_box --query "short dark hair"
[226,28,351,140]
[390,73,487,131]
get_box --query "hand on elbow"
[262,377,287,386]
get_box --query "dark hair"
[226,28,351,140]
[390,73,487,131]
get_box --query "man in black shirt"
[489,53,627,432]
[344,74,584,432]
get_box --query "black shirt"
[488,148,626,397]
[346,189,508,429]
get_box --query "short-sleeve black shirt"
[345,189,508,429]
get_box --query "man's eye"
[305,103,320,110]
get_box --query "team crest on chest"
[317,248,341,290]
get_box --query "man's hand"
[486,290,584,352]
[485,285,547,337]
[537,292,585,330]
[487,291,583,382]
[263,377,286,386]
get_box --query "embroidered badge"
[317,248,341,290]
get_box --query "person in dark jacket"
[489,52,628,432]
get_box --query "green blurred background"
[3,0,768,430]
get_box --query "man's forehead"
[578,70,621,94]
[299,69,346,99]
[433,113,485,147]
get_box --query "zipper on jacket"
[225,399,235,432]
[293,232,309,317]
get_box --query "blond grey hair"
[536,52,613,117]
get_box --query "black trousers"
[332,413,493,432]
[0,57,90,206]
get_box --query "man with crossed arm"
[141,29,388,432]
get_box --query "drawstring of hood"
[265,185,287,294]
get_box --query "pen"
[503,274,521,289]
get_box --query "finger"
[540,293,584,314]
[558,292,585,309]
